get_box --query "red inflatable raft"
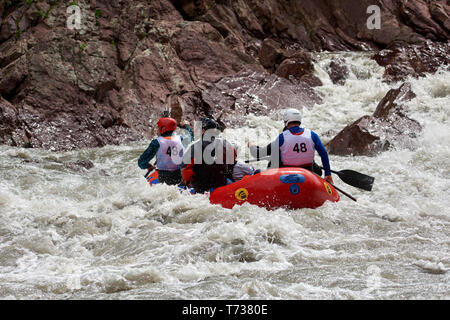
[146,167,340,210]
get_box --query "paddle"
[245,157,374,191]
[320,167,374,191]
[330,183,357,202]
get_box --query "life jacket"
[156,135,184,171]
[191,138,232,193]
[279,129,315,167]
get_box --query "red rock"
[429,1,450,33]
[400,0,448,42]
[327,116,392,156]
[258,39,284,70]
[0,0,448,151]
[373,82,417,118]
[327,83,422,156]
[372,42,450,83]
[0,98,23,147]
[275,51,322,87]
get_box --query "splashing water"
[0,53,449,300]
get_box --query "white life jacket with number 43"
[279,129,315,167]
[156,135,184,171]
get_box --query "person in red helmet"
[138,117,192,185]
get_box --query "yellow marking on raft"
[235,188,249,201]
[324,182,333,195]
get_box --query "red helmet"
[157,117,177,134]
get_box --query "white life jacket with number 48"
[156,135,184,171]
[279,129,315,167]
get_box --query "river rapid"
[0,53,449,300]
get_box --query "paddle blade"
[335,170,375,191]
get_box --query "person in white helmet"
[248,108,334,184]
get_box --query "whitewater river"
[0,53,448,300]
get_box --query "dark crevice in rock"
[212,24,229,39]
[95,80,118,103]
[112,37,125,71]
[0,50,23,69]
[169,0,196,21]
[2,75,27,103]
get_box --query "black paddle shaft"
[245,157,270,163]
[331,183,357,202]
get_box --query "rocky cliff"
[0,0,449,151]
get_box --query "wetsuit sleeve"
[138,139,160,169]
[311,131,331,176]
[183,125,194,142]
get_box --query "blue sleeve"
[279,133,284,147]
[311,131,331,176]
[138,139,160,169]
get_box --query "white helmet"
[283,108,302,125]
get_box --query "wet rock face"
[372,42,450,83]
[198,70,321,127]
[399,0,450,42]
[327,83,422,156]
[327,58,350,85]
[0,0,259,151]
[274,51,322,87]
[173,0,450,50]
[258,39,285,72]
[257,39,322,87]
[0,98,27,147]
[0,0,448,151]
